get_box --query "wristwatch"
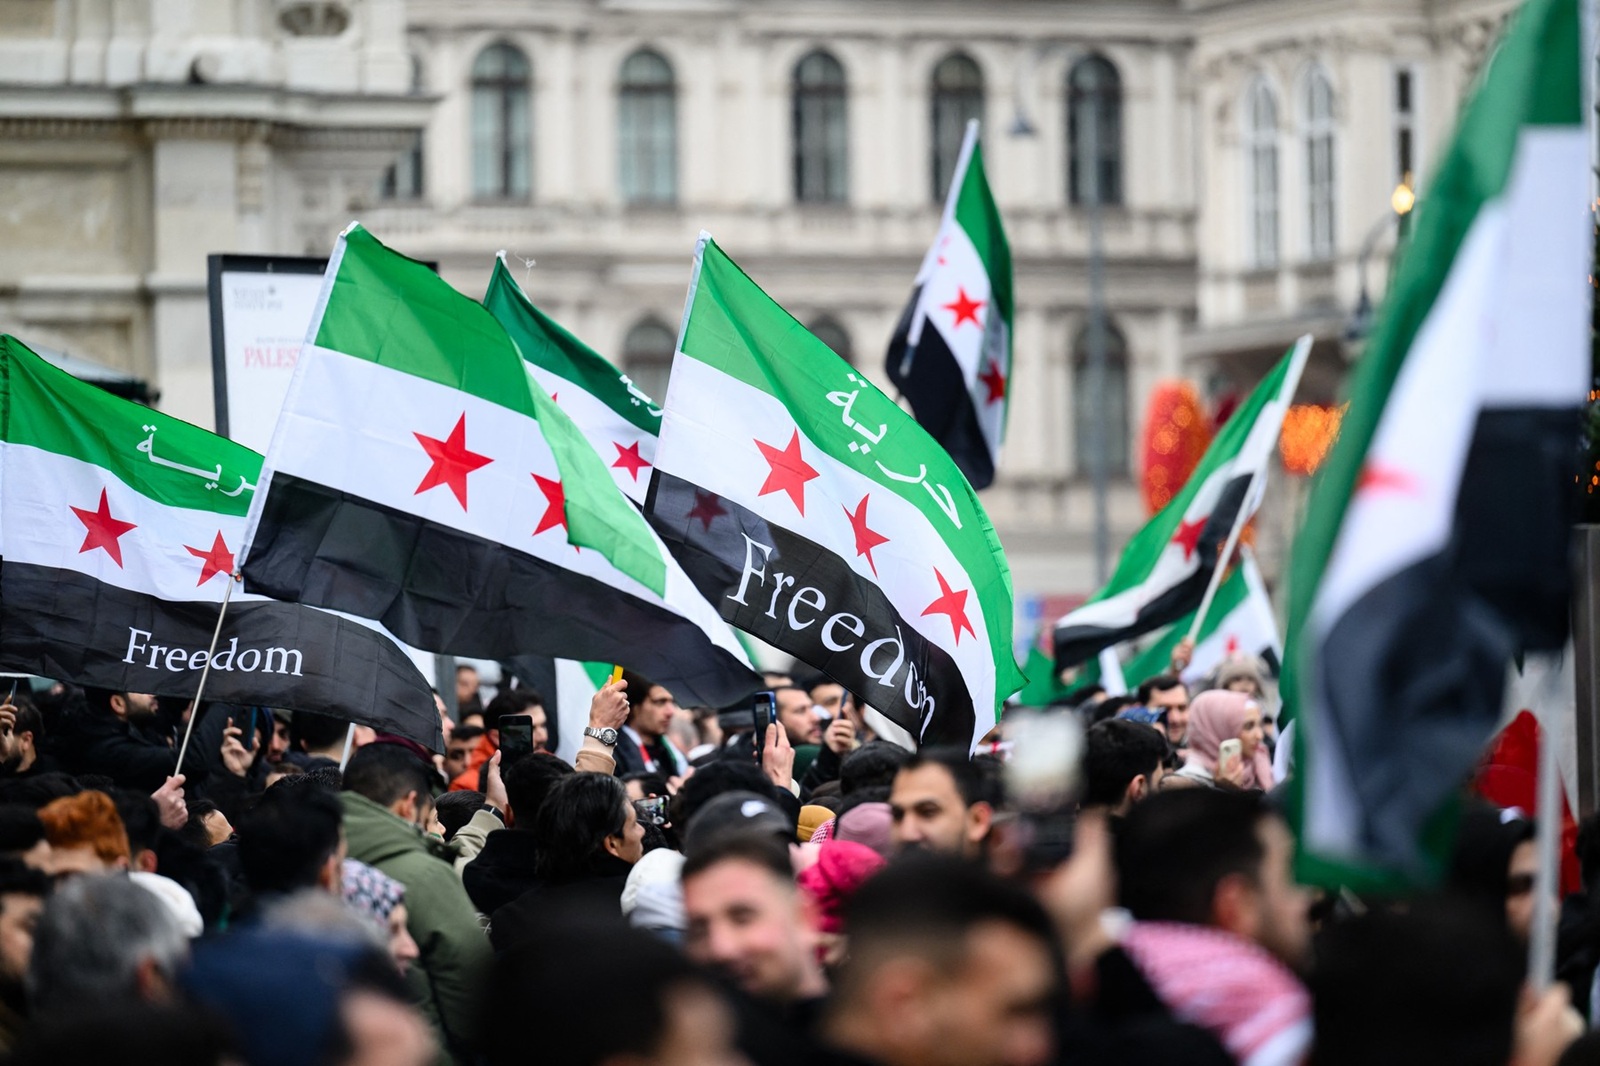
[478,803,503,823]
[584,726,619,747]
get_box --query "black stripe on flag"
[241,473,760,709]
[0,560,443,750]
[647,471,977,747]
[887,286,996,490]
[1052,473,1254,669]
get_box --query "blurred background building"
[0,0,1514,652]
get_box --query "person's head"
[503,751,575,829]
[671,756,785,832]
[235,785,346,897]
[1187,689,1265,761]
[37,791,130,875]
[342,859,421,977]
[762,670,795,690]
[108,789,163,874]
[825,855,1057,1066]
[682,832,823,1003]
[1448,805,1543,945]
[442,724,485,781]
[1116,789,1311,969]
[1136,677,1189,743]
[775,686,820,746]
[1311,898,1523,1066]
[842,742,912,795]
[1082,720,1169,815]
[264,711,291,765]
[0,859,48,992]
[809,679,846,721]
[1215,658,1266,700]
[3,701,43,774]
[432,790,485,842]
[290,710,352,757]
[455,664,480,707]
[83,687,159,729]
[623,772,671,803]
[29,873,187,1015]
[622,671,678,742]
[535,773,644,883]
[342,744,436,831]
[485,915,741,1066]
[0,806,51,872]
[889,748,998,858]
[485,689,548,753]
[183,799,233,848]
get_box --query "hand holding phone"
[751,691,776,762]
[499,715,535,764]
[1216,738,1243,786]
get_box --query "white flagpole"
[1528,657,1569,991]
[173,573,239,775]
[339,722,358,771]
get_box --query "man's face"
[527,705,549,753]
[1249,817,1312,970]
[455,668,478,707]
[890,764,987,857]
[444,736,475,780]
[918,923,1056,1066]
[1148,685,1189,742]
[0,893,41,989]
[610,801,645,865]
[268,720,291,764]
[633,686,678,739]
[776,689,820,746]
[114,692,159,727]
[810,683,845,720]
[684,859,816,1003]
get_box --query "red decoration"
[1139,381,1213,516]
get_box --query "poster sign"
[206,255,327,453]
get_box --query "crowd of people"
[0,657,1591,1066]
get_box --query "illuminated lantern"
[1140,381,1212,515]
[1279,404,1347,477]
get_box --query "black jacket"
[489,853,635,952]
[54,709,182,792]
[462,829,541,918]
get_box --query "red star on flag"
[414,414,492,510]
[612,441,651,482]
[942,287,985,329]
[71,489,137,568]
[977,360,1007,405]
[531,474,567,536]
[687,490,727,531]
[1225,634,1240,656]
[843,494,890,576]
[1357,463,1420,496]
[1172,517,1206,561]
[755,430,820,515]
[184,530,235,586]
[922,568,976,645]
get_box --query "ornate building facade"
[0,0,1516,644]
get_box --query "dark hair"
[1115,789,1269,925]
[483,917,712,1066]
[897,747,1000,809]
[0,773,82,810]
[1448,804,1536,929]
[1089,696,1137,725]
[1311,899,1522,1066]
[681,830,793,884]
[621,772,670,798]
[670,757,779,830]
[1082,720,1170,808]
[448,724,486,747]
[177,800,221,852]
[1136,675,1186,705]
[485,689,544,725]
[235,785,344,896]
[534,774,630,884]
[0,857,49,902]
[504,753,574,829]
[840,742,911,796]
[434,791,485,842]
[0,805,46,853]
[13,702,42,746]
[341,744,433,808]
[108,789,162,857]
[289,711,349,753]
[835,786,890,820]
[620,671,655,716]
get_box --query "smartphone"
[499,715,534,764]
[1217,738,1242,777]
[634,796,667,827]
[751,691,777,760]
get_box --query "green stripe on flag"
[952,137,1013,328]
[1122,562,1254,688]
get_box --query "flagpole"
[1529,658,1569,991]
[173,572,239,776]
[339,722,358,771]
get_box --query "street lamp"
[1346,175,1416,342]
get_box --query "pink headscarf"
[1185,690,1274,790]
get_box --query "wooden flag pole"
[174,572,239,776]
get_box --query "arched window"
[621,318,677,404]
[1245,77,1280,268]
[618,49,677,205]
[808,316,853,364]
[1067,55,1122,207]
[382,54,427,200]
[1073,321,1129,477]
[793,50,848,204]
[930,53,984,201]
[1303,67,1337,260]
[471,42,531,201]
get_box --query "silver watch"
[584,726,619,747]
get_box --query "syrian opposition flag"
[887,121,1013,490]
[1121,549,1281,689]
[648,234,1025,750]
[483,256,661,505]
[0,335,443,749]
[1285,0,1587,889]
[238,225,759,709]
[1053,337,1308,668]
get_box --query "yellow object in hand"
[609,665,624,685]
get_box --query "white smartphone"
[1217,738,1242,777]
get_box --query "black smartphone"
[499,715,534,764]
[751,691,776,760]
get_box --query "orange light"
[1140,381,1212,515]
[1280,404,1348,476]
